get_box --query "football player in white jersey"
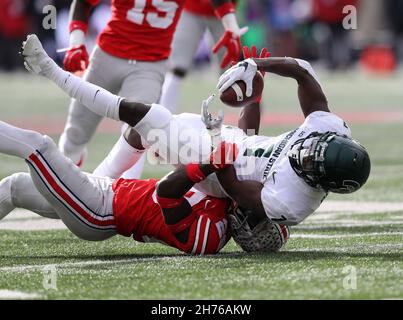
[20,35,370,234]
[214,57,371,226]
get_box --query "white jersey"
[195,111,352,225]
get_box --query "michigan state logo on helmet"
[287,132,371,194]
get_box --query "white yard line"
[296,220,403,229]
[0,209,66,230]
[0,218,66,231]
[2,210,40,220]
[310,212,403,221]
[287,243,403,252]
[1,243,402,274]
[316,200,403,214]
[0,201,402,231]
[291,231,403,239]
[0,290,39,300]
[0,256,192,273]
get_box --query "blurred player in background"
[59,0,246,181]
[159,0,247,113]
[0,0,31,71]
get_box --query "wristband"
[214,2,235,19]
[69,20,88,34]
[186,164,207,183]
[156,195,185,209]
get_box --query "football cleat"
[20,34,52,75]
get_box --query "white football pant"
[0,121,117,241]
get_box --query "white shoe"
[20,34,53,75]
[0,177,15,220]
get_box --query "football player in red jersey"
[160,0,248,113]
[0,107,289,254]
[0,117,234,254]
[59,0,246,182]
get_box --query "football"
[220,72,264,107]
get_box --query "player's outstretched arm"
[218,57,329,117]
[253,57,329,117]
[216,166,267,222]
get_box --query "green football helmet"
[287,132,371,194]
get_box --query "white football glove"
[201,94,224,147]
[221,12,249,38]
[217,58,257,97]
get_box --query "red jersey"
[184,0,215,17]
[87,0,185,61]
[184,0,236,18]
[112,178,231,255]
[313,0,358,23]
[0,0,30,38]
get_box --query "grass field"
[0,69,402,299]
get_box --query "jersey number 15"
[127,0,179,29]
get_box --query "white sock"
[122,153,146,179]
[93,135,146,179]
[41,60,121,121]
[159,72,183,113]
[58,132,88,166]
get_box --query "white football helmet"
[229,205,290,253]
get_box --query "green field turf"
[0,69,402,299]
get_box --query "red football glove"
[63,45,89,72]
[242,45,271,102]
[242,45,271,76]
[210,141,238,171]
[212,31,242,69]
